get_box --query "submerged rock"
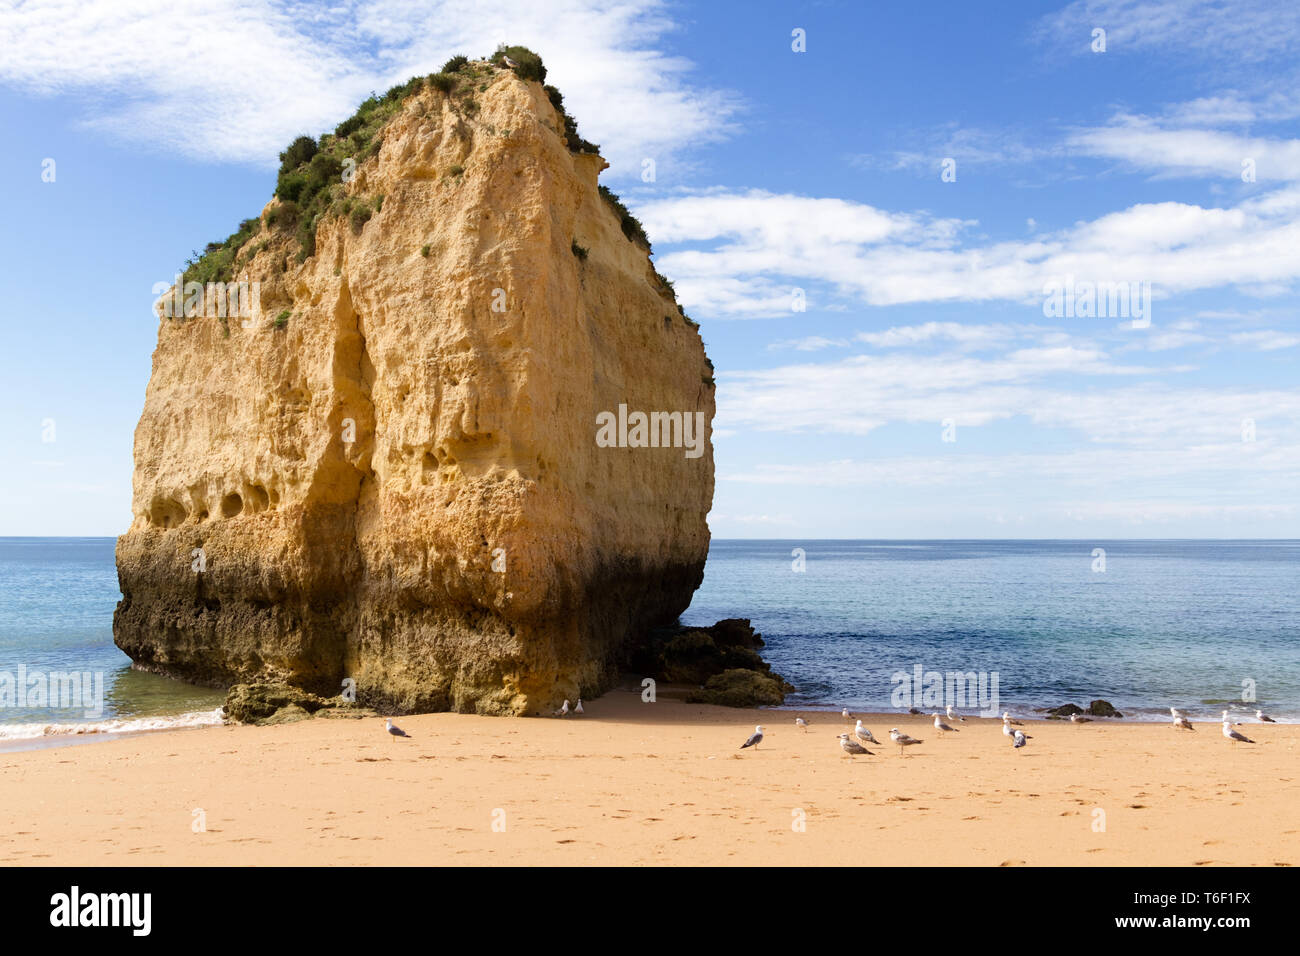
[114,52,714,715]
[1087,699,1123,718]
[687,669,791,708]
[223,682,369,725]
[634,618,794,706]
[1045,699,1124,719]
[1045,703,1084,719]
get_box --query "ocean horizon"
[2,536,1296,743]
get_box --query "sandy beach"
[2,688,1296,867]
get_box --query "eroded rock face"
[114,68,715,714]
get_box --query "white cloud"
[1133,332,1211,356]
[722,444,1300,489]
[856,123,1056,175]
[767,336,849,352]
[0,0,739,176]
[716,346,1299,446]
[640,187,1300,316]
[855,322,1023,350]
[1229,330,1300,350]
[1035,1,1300,64]
[708,512,797,526]
[1067,116,1300,181]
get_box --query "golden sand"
[2,689,1295,866]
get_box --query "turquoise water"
[1,538,1296,737]
[681,539,1300,721]
[0,538,225,740]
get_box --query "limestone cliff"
[114,56,715,715]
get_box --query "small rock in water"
[1086,699,1123,718]
[1045,703,1085,719]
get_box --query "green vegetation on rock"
[180,45,623,307]
[598,185,650,250]
[490,44,546,82]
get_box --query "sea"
[1,537,1295,746]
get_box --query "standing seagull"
[946,705,966,723]
[854,719,880,746]
[574,698,584,715]
[837,733,872,756]
[1013,729,1027,750]
[841,707,854,722]
[1069,713,1092,724]
[740,725,765,750]
[889,728,923,756]
[1257,709,1276,723]
[1222,721,1255,744]
[385,718,410,740]
[501,54,519,69]
[795,717,810,733]
[1003,717,1032,741]
[1172,714,1195,732]
[932,713,960,737]
[554,699,570,718]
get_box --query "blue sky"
[1,0,1297,537]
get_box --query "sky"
[0,0,1297,538]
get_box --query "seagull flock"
[384,697,1280,752]
[1168,705,1276,742]
[728,704,1281,756]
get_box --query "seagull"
[740,725,764,750]
[554,699,570,717]
[841,708,854,722]
[795,717,810,732]
[1257,709,1276,723]
[946,705,966,722]
[932,713,960,737]
[501,54,519,69]
[1002,711,1023,726]
[1222,721,1254,744]
[1013,729,1027,749]
[889,728,923,756]
[574,698,584,715]
[1173,714,1195,732]
[854,719,880,746]
[385,718,410,739]
[1069,713,1092,724]
[1003,717,1032,741]
[837,733,872,756]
